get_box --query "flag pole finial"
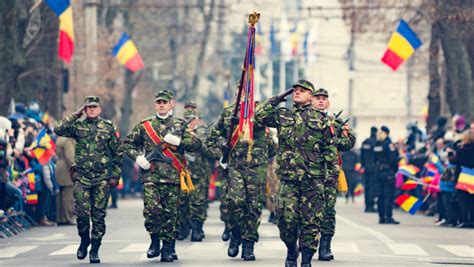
[248,11,260,26]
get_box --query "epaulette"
[140,116,155,123]
[102,118,114,125]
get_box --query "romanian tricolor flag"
[45,0,75,63]
[31,128,56,165]
[401,180,417,190]
[381,19,422,71]
[455,167,474,194]
[26,192,38,205]
[112,33,145,72]
[395,194,423,215]
[228,13,258,155]
[354,183,364,196]
[397,164,420,177]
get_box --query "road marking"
[386,243,428,256]
[332,242,360,253]
[0,246,37,258]
[27,233,69,241]
[336,214,394,243]
[49,244,77,256]
[119,243,148,253]
[437,245,474,258]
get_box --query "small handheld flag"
[456,167,474,194]
[401,180,417,190]
[395,194,423,215]
[397,164,420,177]
[112,33,145,72]
[31,128,56,165]
[381,19,422,71]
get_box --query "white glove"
[136,155,151,170]
[219,157,228,170]
[164,133,181,146]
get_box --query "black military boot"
[301,248,315,267]
[191,221,203,242]
[77,232,90,260]
[170,239,178,260]
[241,239,256,261]
[89,239,101,264]
[227,227,242,257]
[318,235,334,261]
[147,234,160,258]
[221,226,230,241]
[177,223,190,240]
[160,240,174,262]
[284,242,298,267]
[268,212,277,224]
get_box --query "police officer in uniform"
[361,127,378,212]
[374,126,400,224]
[55,96,122,264]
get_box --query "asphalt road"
[1,197,473,266]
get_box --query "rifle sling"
[142,120,186,173]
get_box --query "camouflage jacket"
[185,125,214,183]
[206,104,269,167]
[255,98,334,181]
[122,115,200,184]
[54,114,121,184]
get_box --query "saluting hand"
[73,105,85,117]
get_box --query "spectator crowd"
[355,115,474,228]
[0,102,141,238]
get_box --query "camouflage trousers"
[189,177,209,224]
[219,168,231,225]
[265,158,280,212]
[277,178,325,252]
[320,185,337,237]
[177,191,190,236]
[74,178,110,240]
[226,164,266,242]
[143,182,180,241]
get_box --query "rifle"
[145,118,194,169]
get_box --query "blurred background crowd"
[0,101,142,238]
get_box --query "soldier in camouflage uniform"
[312,88,356,261]
[54,96,121,264]
[183,110,214,242]
[218,162,232,241]
[265,128,280,224]
[206,102,269,261]
[122,90,200,262]
[255,80,333,267]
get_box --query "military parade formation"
[53,77,355,267]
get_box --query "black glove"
[269,88,294,106]
[230,116,239,125]
[221,144,231,159]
